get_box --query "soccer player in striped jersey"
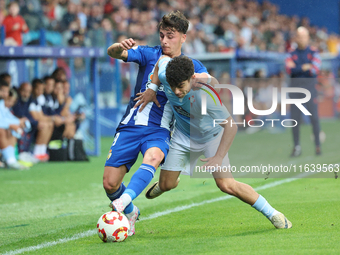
[145,55,292,229]
[104,11,208,236]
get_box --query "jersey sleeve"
[192,59,208,74]
[29,102,42,112]
[310,51,321,76]
[125,46,148,66]
[4,109,20,126]
[158,57,171,85]
[285,52,304,76]
[0,104,9,129]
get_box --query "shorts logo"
[107,149,112,160]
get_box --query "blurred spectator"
[77,3,88,30]
[68,28,85,46]
[44,0,64,30]
[0,80,24,170]
[0,0,336,52]
[28,79,55,161]
[18,0,44,30]
[87,4,103,30]
[60,1,77,31]
[52,79,76,139]
[42,76,56,116]
[0,73,11,87]
[2,1,28,46]
[12,82,37,130]
[0,0,6,26]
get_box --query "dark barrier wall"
[265,0,339,34]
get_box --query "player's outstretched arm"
[192,73,220,92]
[133,56,170,112]
[107,38,136,61]
[201,116,237,168]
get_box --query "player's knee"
[216,180,237,196]
[103,177,121,193]
[144,151,164,167]
[48,121,54,130]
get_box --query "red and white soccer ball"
[97,211,130,242]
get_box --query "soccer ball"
[97,211,130,242]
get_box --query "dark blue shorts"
[105,125,170,172]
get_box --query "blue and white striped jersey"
[117,45,207,131]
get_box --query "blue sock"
[252,195,277,219]
[106,183,133,215]
[123,163,155,209]
[106,183,126,201]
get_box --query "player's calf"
[146,178,180,199]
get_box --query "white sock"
[125,206,137,218]
[34,144,46,156]
[269,210,280,220]
[33,145,40,156]
[40,144,47,155]
[120,193,132,208]
[6,157,17,165]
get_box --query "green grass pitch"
[1,120,339,254]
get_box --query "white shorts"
[162,128,230,175]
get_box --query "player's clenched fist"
[107,38,136,60]
[118,38,136,51]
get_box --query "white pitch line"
[2,177,304,255]
[2,230,96,255]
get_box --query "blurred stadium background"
[1,0,340,156]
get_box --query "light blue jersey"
[158,57,230,144]
[118,45,208,132]
[0,99,20,129]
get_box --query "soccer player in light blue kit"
[104,11,209,235]
[0,81,29,170]
[145,55,292,229]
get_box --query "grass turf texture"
[0,120,339,254]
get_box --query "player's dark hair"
[0,72,11,80]
[54,79,64,84]
[7,1,19,9]
[51,67,67,80]
[43,75,54,83]
[166,56,194,88]
[32,78,44,90]
[158,11,189,34]
[0,79,9,88]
